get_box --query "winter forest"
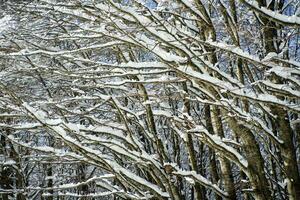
[0,0,299,199]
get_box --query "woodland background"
[0,0,299,199]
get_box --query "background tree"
[0,0,299,199]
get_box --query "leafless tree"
[0,0,299,199]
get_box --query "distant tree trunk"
[204,105,222,200]
[0,135,13,200]
[0,120,26,200]
[183,82,206,200]
[210,107,237,200]
[257,0,300,198]
[228,117,271,200]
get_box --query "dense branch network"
[0,0,299,199]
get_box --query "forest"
[0,0,299,199]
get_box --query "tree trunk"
[228,117,271,200]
